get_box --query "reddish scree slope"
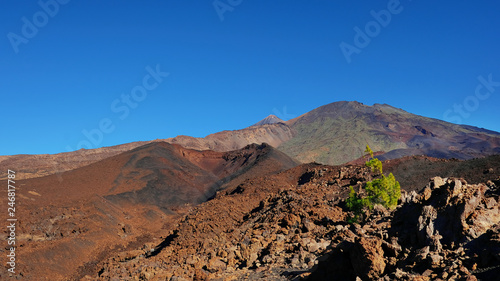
[0,142,298,280]
[93,157,500,280]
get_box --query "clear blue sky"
[1,0,499,155]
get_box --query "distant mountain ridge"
[2,100,500,180]
[0,123,294,180]
[278,101,500,164]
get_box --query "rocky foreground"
[93,164,500,280]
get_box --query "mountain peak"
[252,114,284,126]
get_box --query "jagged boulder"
[393,177,500,248]
[309,176,499,280]
[349,236,386,280]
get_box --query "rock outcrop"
[310,176,500,281]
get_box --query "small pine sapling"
[346,145,401,222]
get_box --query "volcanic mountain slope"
[278,101,500,165]
[0,142,298,280]
[166,122,293,152]
[3,100,500,181]
[93,156,500,280]
[171,101,500,165]
[0,123,293,181]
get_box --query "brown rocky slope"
[0,123,293,181]
[92,158,500,280]
[0,142,299,280]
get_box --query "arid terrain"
[90,156,500,280]
[2,101,499,181]
[1,101,499,280]
[0,142,298,280]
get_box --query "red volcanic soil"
[0,142,298,280]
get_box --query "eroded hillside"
[92,159,500,280]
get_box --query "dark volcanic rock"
[309,176,500,281]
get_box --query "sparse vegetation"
[364,145,383,174]
[346,186,369,223]
[346,145,401,222]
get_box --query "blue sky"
[1,0,499,155]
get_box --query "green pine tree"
[346,145,401,222]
